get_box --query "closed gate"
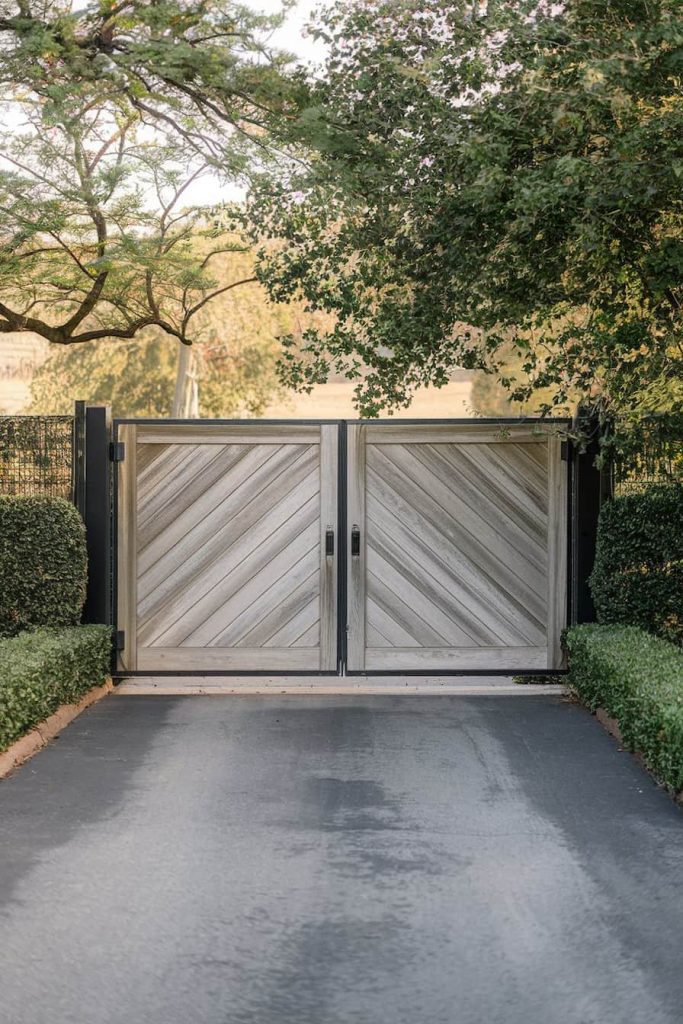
[116,420,568,674]
[116,423,339,672]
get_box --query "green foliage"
[0,625,111,751]
[0,496,87,637]
[590,484,683,645]
[0,0,305,349]
[613,415,683,487]
[566,624,683,792]
[27,246,333,417]
[470,340,577,418]
[251,0,683,421]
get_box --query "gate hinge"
[115,630,125,651]
[110,441,125,462]
[560,440,570,462]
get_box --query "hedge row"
[566,624,683,793]
[589,483,683,646]
[0,496,88,639]
[0,626,111,752]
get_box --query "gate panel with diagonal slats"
[117,423,338,672]
[346,423,567,672]
[116,419,568,675]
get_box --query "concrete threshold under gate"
[114,676,567,696]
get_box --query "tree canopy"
[28,246,335,417]
[250,0,683,424]
[0,0,304,347]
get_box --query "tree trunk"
[172,341,199,417]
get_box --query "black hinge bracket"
[560,440,570,462]
[110,441,125,462]
[115,630,125,651]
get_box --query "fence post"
[571,408,610,624]
[80,404,113,626]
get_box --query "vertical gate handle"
[351,525,361,557]
[325,527,335,557]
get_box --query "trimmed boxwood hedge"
[589,483,683,645]
[0,496,87,638]
[0,626,111,752]
[566,624,683,793]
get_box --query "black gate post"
[80,404,113,625]
[571,408,612,624]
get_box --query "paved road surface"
[0,695,681,1024]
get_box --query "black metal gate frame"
[74,415,590,678]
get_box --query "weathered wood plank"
[428,442,548,546]
[192,526,320,648]
[547,437,568,669]
[137,450,318,611]
[365,647,548,670]
[346,424,366,670]
[136,648,320,671]
[364,424,549,444]
[236,572,319,648]
[137,444,308,578]
[264,598,320,649]
[319,424,338,671]
[136,424,320,444]
[138,444,253,549]
[368,445,547,611]
[365,471,545,645]
[143,515,319,648]
[117,425,137,671]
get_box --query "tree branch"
[184,276,258,323]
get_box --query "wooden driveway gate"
[115,420,568,675]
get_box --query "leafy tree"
[28,246,334,417]
[28,330,281,419]
[0,0,306,409]
[250,0,683,428]
[470,345,571,418]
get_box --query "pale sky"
[190,0,329,203]
[260,0,328,66]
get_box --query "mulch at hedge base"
[566,624,683,797]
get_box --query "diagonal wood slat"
[378,444,548,584]
[347,424,567,672]
[366,443,547,645]
[118,421,564,675]
[137,450,319,615]
[121,428,337,673]
[368,445,547,609]
[138,444,254,549]
[365,467,545,645]
[141,487,319,647]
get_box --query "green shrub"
[566,624,683,793]
[0,626,111,752]
[589,483,683,645]
[0,496,87,638]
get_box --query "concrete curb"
[0,678,113,780]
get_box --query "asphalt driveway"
[0,694,681,1024]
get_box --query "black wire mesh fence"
[0,416,74,499]
[613,416,683,495]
